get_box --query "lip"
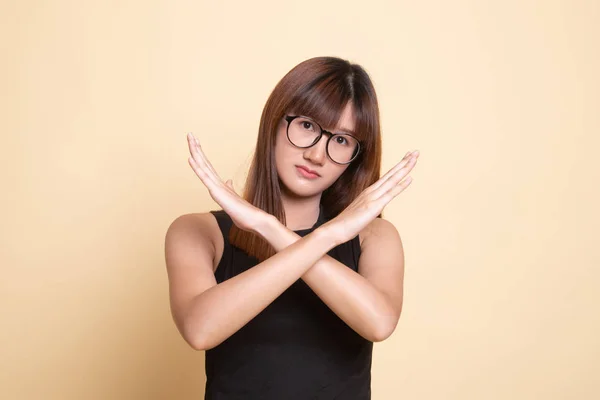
[296,165,320,179]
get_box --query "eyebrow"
[298,114,357,136]
[334,126,357,135]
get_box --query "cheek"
[274,124,291,152]
[274,119,289,147]
[274,132,295,176]
[275,125,307,165]
[274,132,290,162]
[323,165,349,184]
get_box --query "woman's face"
[274,103,355,199]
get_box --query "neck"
[280,193,322,231]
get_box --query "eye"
[301,121,314,131]
[335,136,348,145]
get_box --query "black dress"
[205,204,373,399]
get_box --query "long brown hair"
[229,56,382,261]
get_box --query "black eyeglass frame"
[284,115,362,165]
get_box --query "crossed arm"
[168,132,413,350]
[261,215,405,343]
[165,211,405,350]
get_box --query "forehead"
[292,103,357,135]
[332,103,356,134]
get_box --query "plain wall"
[1,0,598,398]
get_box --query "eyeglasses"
[284,115,362,165]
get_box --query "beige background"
[1,0,598,399]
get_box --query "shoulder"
[358,216,401,249]
[165,212,222,268]
[166,212,220,239]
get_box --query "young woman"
[165,56,420,399]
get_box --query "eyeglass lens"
[288,117,359,164]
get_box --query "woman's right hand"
[320,150,420,245]
[186,133,270,233]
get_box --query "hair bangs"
[350,96,376,143]
[287,73,352,135]
[229,56,382,262]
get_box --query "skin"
[274,103,354,230]
[164,106,420,350]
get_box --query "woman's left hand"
[186,133,270,233]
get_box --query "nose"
[303,134,328,166]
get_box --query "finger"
[197,141,225,182]
[187,133,223,184]
[369,152,417,194]
[188,153,217,185]
[187,134,214,183]
[225,179,236,193]
[188,133,215,177]
[375,176,413,206]
[187,133,213,174]
[362,153,411,195]
[376,151,416,184]
[188,156,216,191]
[371,155,417,200]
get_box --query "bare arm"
[260,217,404,342]
[165,213,339,351]
[170,134,418,349]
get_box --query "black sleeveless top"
[205,205,373,399]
